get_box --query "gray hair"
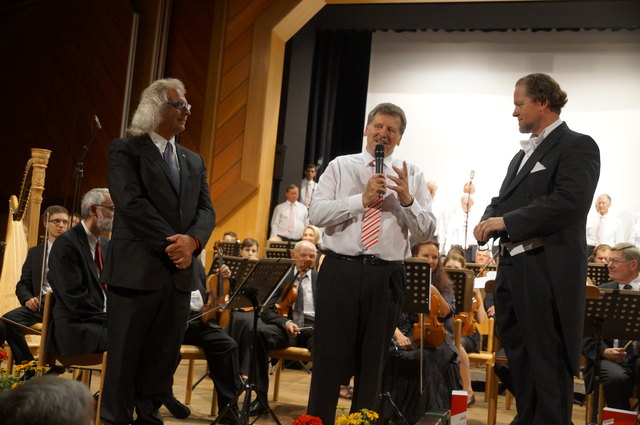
[611,243,640,263]
[0,376,93,425]
[128,78,186,136]
[294,239,317,254]
[81,188,109,219]
[366,103,407,135]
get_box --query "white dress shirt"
[618,275,640,291]
[270,200,309,240]
[309,151,435,261]
[586,212,624,246]
[149,131,180,171]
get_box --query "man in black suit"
[248,240,318,416]
[1,205,68,365]
[474,73,600,425]
[582,243,640,411]
[101,78,216,425]
[47,188,112,356]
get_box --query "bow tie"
[519,136,541,155]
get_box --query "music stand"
[446,268,474,314]
[265,248,291,259]
[587,263,609,286]
[381,258,432,425]
[583,287,640,424]
[207,256,256,281]
[219,241,241,257]
[213,258,294,425]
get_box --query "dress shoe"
[467,394,476,407]
[215,407,242,425]
[45,365,66,375]
[163,395,191,419]
[248,399,268,416]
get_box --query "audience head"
[285,184,299,203]
[293,240,317,270]
[364,103,407,158]
[594,194,611,216]
[301,225,322,248]
[81,188,114,235]
[0,376,94,425]
[223,231,238,243]
[303,164,317,181]
[426,180,438,198]
[444,252,467,270]
[240,237,259,260]
[607,243,640,284]
[475,248,493,265]
[128,78,190,138]
[460,195,474,213]
[590,244,611,264]
[42,205,69,241]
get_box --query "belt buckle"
[362,255,378,265]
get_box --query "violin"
[455,291,481,336]
[276,260,313,317]
[200,241,231,327]
[412,285,446,348]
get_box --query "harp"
[0,148,51,315]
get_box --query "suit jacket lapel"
[75,225,100,284]
[140,134,180,194]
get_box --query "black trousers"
[307,255,404,425]
[495,250,574,425]
[100,282,190,425]
[598,357,640,410]
[2,305,43,364]
[182,320,242,408]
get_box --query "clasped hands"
[362,161,413,207]
[165,234,196,269]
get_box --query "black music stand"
[587,263,609,286]
[212,258,294,425]
[219,241,242,257]
[265,248,291,259]
[446,268,474,314]
[583,287,640,424]
[380,258,432,425]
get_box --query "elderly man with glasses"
[582,242,640,411]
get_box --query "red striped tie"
[361,196,383,249]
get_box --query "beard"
[97,216,113,233]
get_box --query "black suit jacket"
[481,122,600,374]
[47,223,109,356]
[103,134,215,292]
[261,269,318,327]
[15,244,45,305]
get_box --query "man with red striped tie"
[307,103,436,425]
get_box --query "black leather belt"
[325,250,403,265]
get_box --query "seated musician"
[47,189,112,356]
[163,259,243,425]
[1,205,68,366]
[222,238,260,382]
[582,242,640,411]
[383,240,460,423]
[249,240,318,416]
[589,243,611,264]
[443,252,488,407]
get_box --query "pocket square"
[530,162,546,173]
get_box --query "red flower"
[0,348,8,361]
[293,414,323,425]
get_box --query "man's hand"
[387,161,413,206]
[362,173,387,207]
[603,347,626,363]
[25,297,40,312]
[285,321,300,338]
[393,328,412,351]
[474,217,506,243]
[165,234,196,269]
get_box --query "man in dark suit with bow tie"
[47,188,112,356]
[101,78,216,425]
[582,243,640,411]
[474,73,600,425]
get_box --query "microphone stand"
[70,117,100,218]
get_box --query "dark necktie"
[95,240,103,272]
[293,275,305,327]
[163,142,180,190]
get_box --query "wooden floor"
[157,360,587,425]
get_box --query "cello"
[276,259,314,317]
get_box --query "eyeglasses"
[49,219,69,226]
[97,205,115,212]
[163,101,191,112]
[609,258,632,265]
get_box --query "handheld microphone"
[375,144,385,174]
[94,114,102,130]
